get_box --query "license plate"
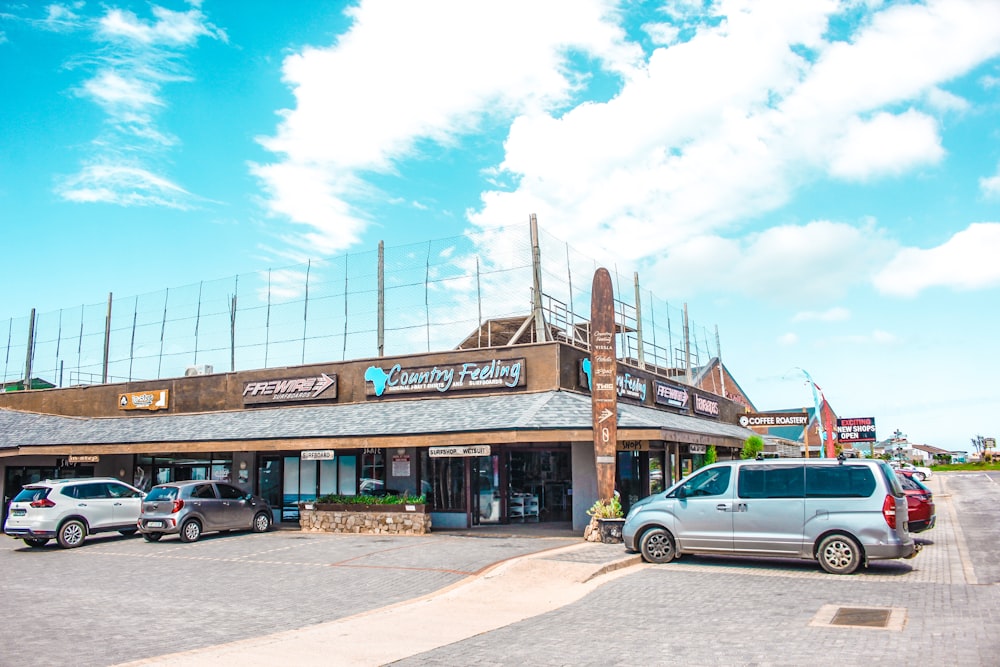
[145,521,164,528]
[12,509,25,517]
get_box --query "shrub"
[314,493,426,505]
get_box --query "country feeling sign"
[364,358,525,397]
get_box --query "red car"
[897,470,935,533]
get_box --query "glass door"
[471,454,501,525]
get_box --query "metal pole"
[303,260,311,364]
[157,290,168,379]
[24,308,35,389]
[633,272,644,369]
[230,275,238,372]
[193,281,202,365]
[529,214,546,342]
[683,303,692,385]
[102,294,112,384]
[378,242,384,357]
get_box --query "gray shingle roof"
[0,391,753,449]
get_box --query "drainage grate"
[810,604,906,631]
[831,607,891,628]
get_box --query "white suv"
[4,478,144,548]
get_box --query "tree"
[741,435,764,460]
[971,435,987,455]
[705,444,718,465]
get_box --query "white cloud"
[833,330,898,345]
[792,307,850,322]
[255,0,641,254]
[873,223,1000,296]
[778,332,798,345]
[49,3,223,208]
[826,110,944,181]
[643,220,896,304]
[981,170,1000,198]
[57,163,192,208]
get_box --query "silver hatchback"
[137,480,272,543]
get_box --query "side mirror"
[676,485,687,500]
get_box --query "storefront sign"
[739,412,809,427]
[688,444,707,455]
[68,455,100,463]
[301,450,336,460]
[654,381,689,409]
[693,394,720,418]
[617,440,649,452]
[429,445,491,458]
[243,373,337,404]
[836,417,877,443]
[580,363,649,402]
[364,358,525,397]
[590,268,618,501]
[118,390,169,411]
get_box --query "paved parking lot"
[3,472,998,666]
[393,472,1000,666]
[0,530,575,667]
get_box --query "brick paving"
[3,473,996,667]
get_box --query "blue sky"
[2,0,999,452]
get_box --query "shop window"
[421,453,466,512]
[361,449,386,494]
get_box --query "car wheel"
[818,533,862,575]
[119,529,138,537]
[179,519,202,543]
[24,538,49,548]
[639,527,677,564]
[142,532,163,542]
[57,519,87,548]
[914,472,926,481]
[252,511,272,533]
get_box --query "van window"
[738,465,804,499]
[678,466,731,497]
[805,465,876,498]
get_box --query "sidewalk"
[118,540,641,666]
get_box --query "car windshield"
[145,487,179,501]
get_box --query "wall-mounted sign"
[301,450,336,460]
[392,455,411,477]
[580,362,649,402]
[693,394,720,418]
[68,455,100,463]
[119,390,169,411]
[429,445,491,458]
[243,373,337,404]
[836,417,877,443]
[654,381,690,409]
[617,440,649,452]
[688,444,707,455]
[590,268,618,501]
[365,359,525,397]
[739,412,809,427]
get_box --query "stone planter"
[298,503,431,535]
[596,518,626,544]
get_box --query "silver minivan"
[622,457,917,574]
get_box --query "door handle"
[716,504,730,511]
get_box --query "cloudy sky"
[2,0,999,451]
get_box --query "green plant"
[704,445,717,465]
[741,435,764,460]
[314,493,426,505]
[586,495,623,518]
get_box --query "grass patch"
[930,462,1000,472]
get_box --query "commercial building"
[0,329,756,531]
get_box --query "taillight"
[882,494,897,529]
[30,498,56,509]
[170,499,184,514]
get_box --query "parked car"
[622,457,917,575]
[890,461,932,481]
[3,477,144,548]
[137,480,272,543]
[896,471,936,533]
